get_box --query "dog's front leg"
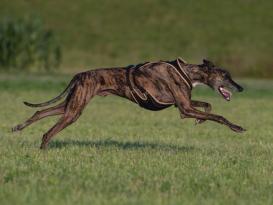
[191,100,211,125]
[181,106,245,132]
[172,92,245,132]
[169,81,245,132]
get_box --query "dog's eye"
[224,73,228,77]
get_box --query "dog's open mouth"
[218,86,232,101]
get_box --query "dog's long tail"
[23,77,76,108]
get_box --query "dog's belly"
[133,92,173,111]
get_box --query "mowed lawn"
[0,74,272,205]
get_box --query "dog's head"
[202,59,243,101]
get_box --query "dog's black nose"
[238,86,244,92]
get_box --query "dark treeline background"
[1,0,272,78]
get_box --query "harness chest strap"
[177,58,193,89]
[161,58,192,90]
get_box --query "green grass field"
[1,0,273,204]
[0,74,272,205]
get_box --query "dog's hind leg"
[40,80,97,149]
[40,114,80,149]
[12,102,66,132]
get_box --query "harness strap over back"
[125,58,192,111]
[162,57,192,90]
[126,64,172,111]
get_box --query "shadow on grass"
[49,139,195,152]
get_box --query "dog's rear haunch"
[12,58,246,149]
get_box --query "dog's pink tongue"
[219,87,231,101]
[222,89,230,100]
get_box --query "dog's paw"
[230,124,246,133]
[11,125,22,132]
[195,119,206,125]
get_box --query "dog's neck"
[183,64,210,87]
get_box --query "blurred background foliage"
[0,0,272,77]
[0,17,61,71]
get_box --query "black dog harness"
[126,58,192,111]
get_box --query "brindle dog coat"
[12,58,246,149]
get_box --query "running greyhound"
[12,58,246,149]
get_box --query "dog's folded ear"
[177,57,187,65]
[203,59,215,68]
